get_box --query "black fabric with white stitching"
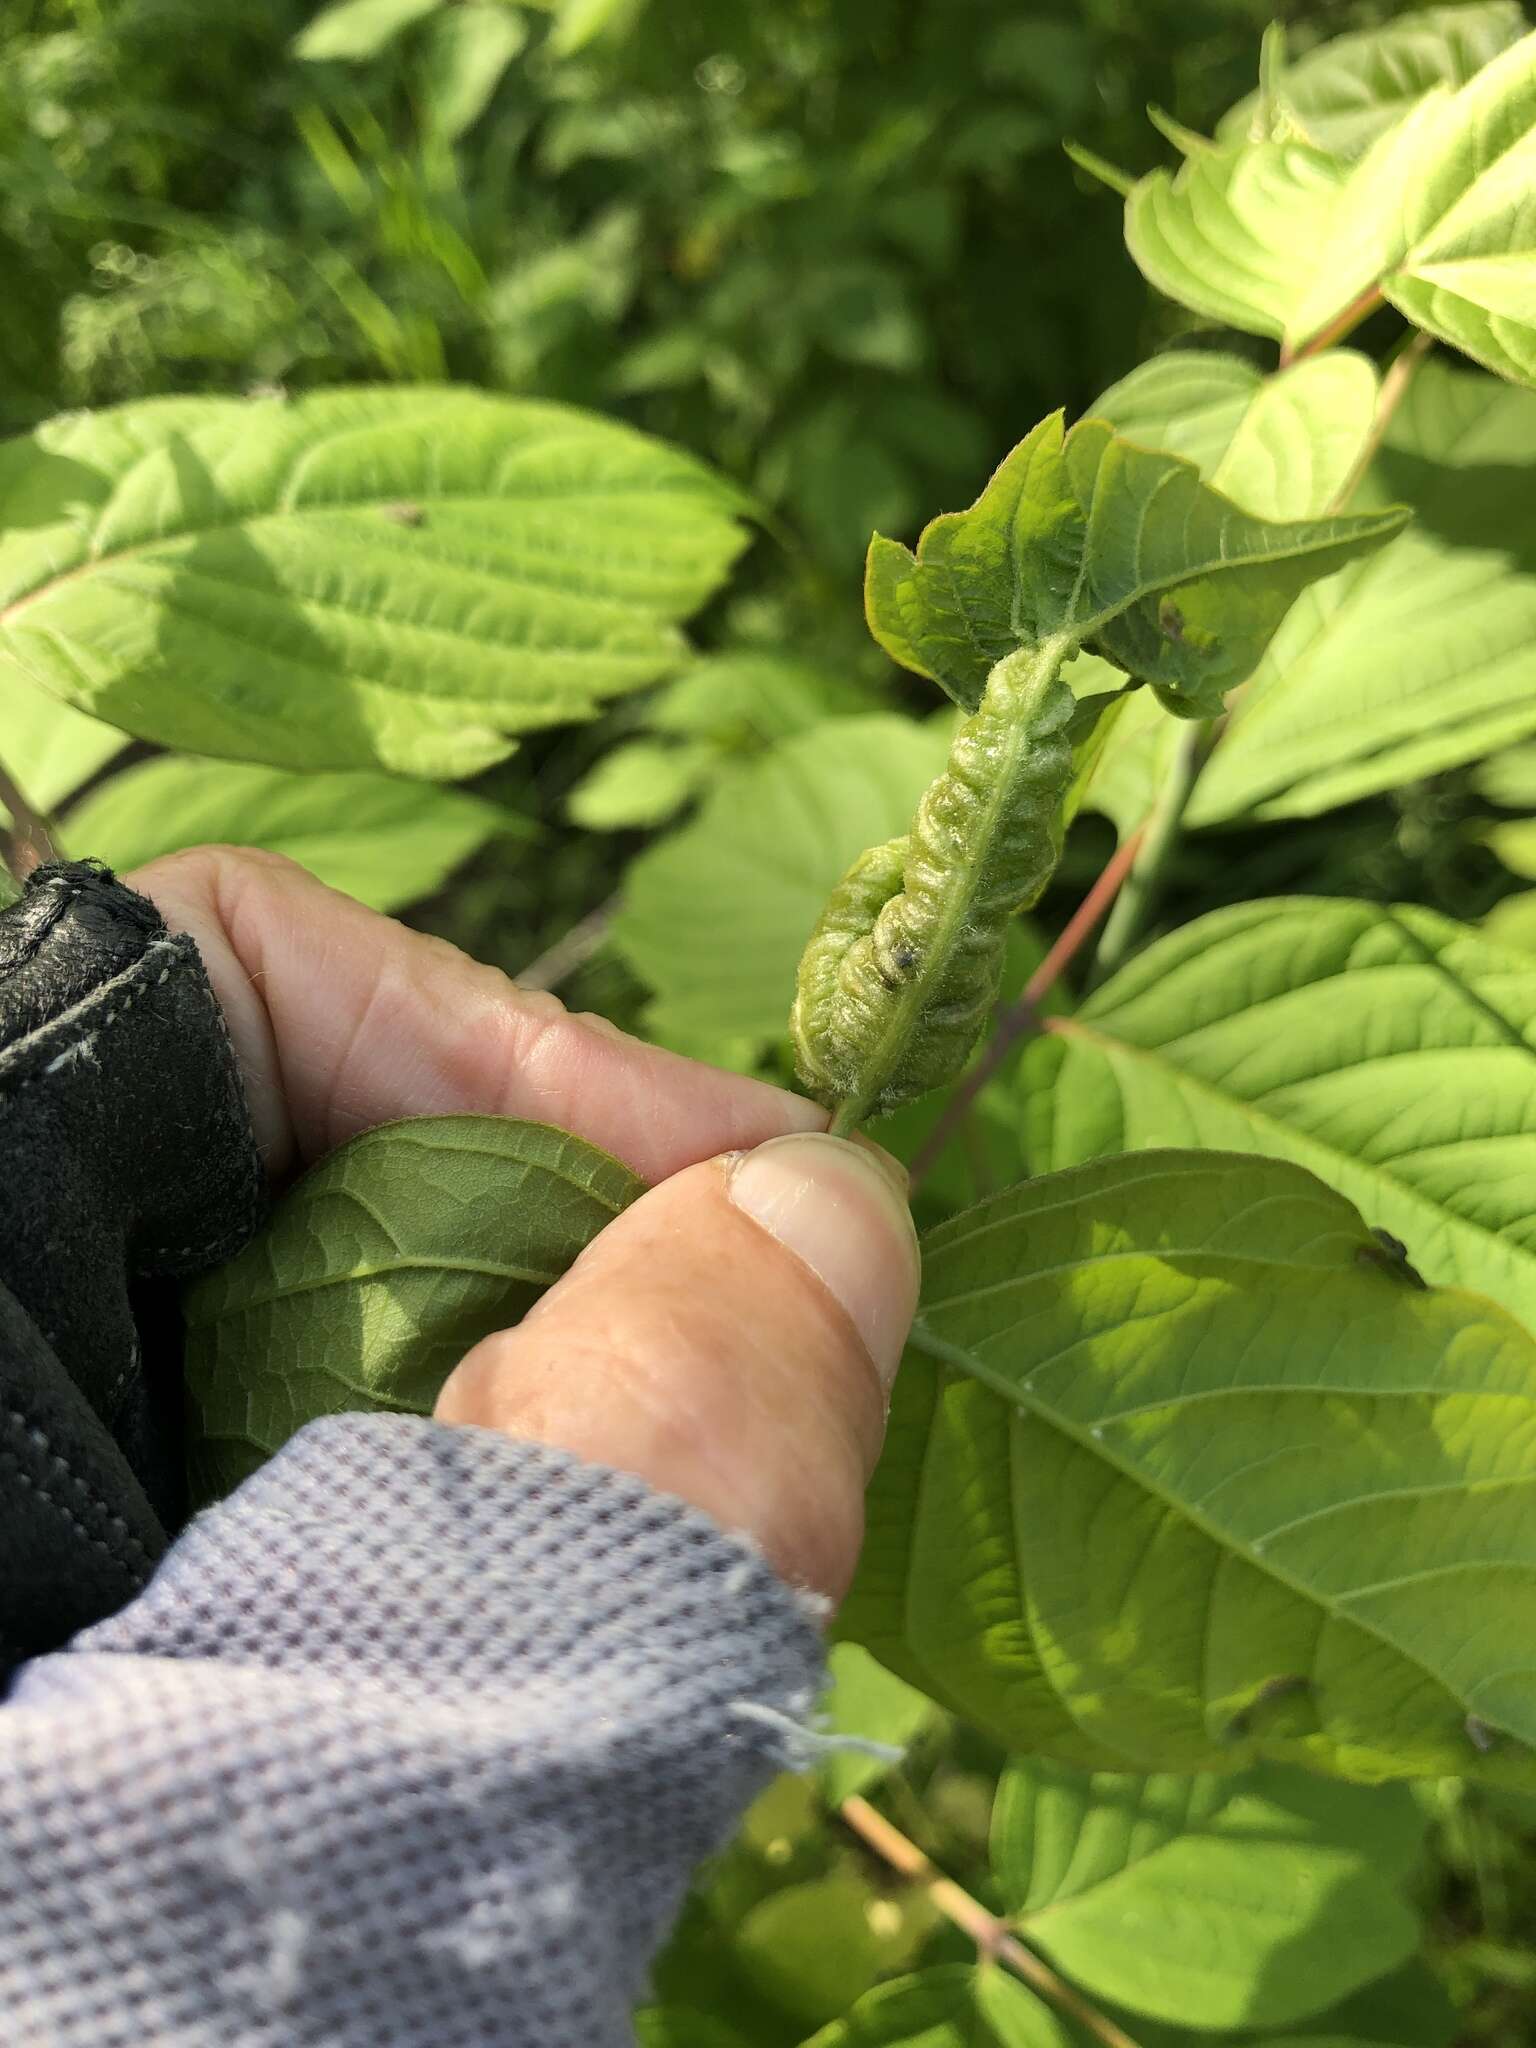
[0,861,266,1672]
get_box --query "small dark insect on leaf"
[1356,1226,1428,1289]
[891,945,918,973]
[1158,599,1185,643]
[382,501,426,527]
[1466,1714,1500,1754]
[1223,1673,1312,1742]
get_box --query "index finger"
[128,846,825,1183]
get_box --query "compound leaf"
[184,1115,643,1500]
[0,388,747,778]
[845,1148,1536,1783]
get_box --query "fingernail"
[725,1132,919,1388]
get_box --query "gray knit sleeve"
[0,1412,826,2047]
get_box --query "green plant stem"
[0,751,58,884]
[838,1795,1143,2048]
[1089,722,1205,984]
[514,894,618,994]
[1331,328,1433,510]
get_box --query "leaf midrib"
[905,1318,1499,1744]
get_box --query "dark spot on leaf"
[1158,599,1184,643]
[1356,1227,1428,1289]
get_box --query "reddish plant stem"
[1280,282,1384,366]
[839,1795,1143,2048]
[908,825,1145,1191]
[0,752,58,884]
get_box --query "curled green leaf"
[864,408,1404,721]
[791,642,1075,1123]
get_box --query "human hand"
[132,848,919,1600]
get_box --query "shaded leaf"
[846,1148,1536,1782]
[1019,896,1536,1328]
[866,409,1401,719]
[798,1965,1071,2048]
[64,757,511,912]
[0,388,747,778]
[566,738,716,831]
[993,1759,1423,2028]
[614,714,953,1043]
[184,1115,643,1499]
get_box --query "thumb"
[434,1132,920,1603]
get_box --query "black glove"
[0,861,265,1677]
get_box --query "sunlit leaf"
[797,1965,1072,2048]
[866,409,1401,719]
[294,0,445,63]
[0,388,747,778]
[65,757,511,911]
[847,1149,1536,1783]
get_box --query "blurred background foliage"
[7,5,1536,2041]
[4,0,1520,1004]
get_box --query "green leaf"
[634,2014,754,2048]
[1078,350,1382,832]
[1020,897,1536,1329]
[0,673,126,816]
[798,1965,1071,2048]
[817,1643,937,1805]
[1483,816,1536,880]
[0,388,747,779]
[846,1148,1536,1781]
[63,757,511,912]
[1091,351,1380,521]
[566,738,717,831]
[183,1115,643,1499]
[865,409,1402,719]
[1218,4,1527,156]
[992,1759,1423,2028]
[647,653,879,745]
[1487,889,1536,953]
[419,3,528,142]
[1126,27,1536,378]
[1126,1960,1459,2048]
[294,0,445,62]
[735,1872,901,2030]
[614,714,954,1043]
[548,0,649,58]
[1477,741,1536,808]
[1190,359,1536,822]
